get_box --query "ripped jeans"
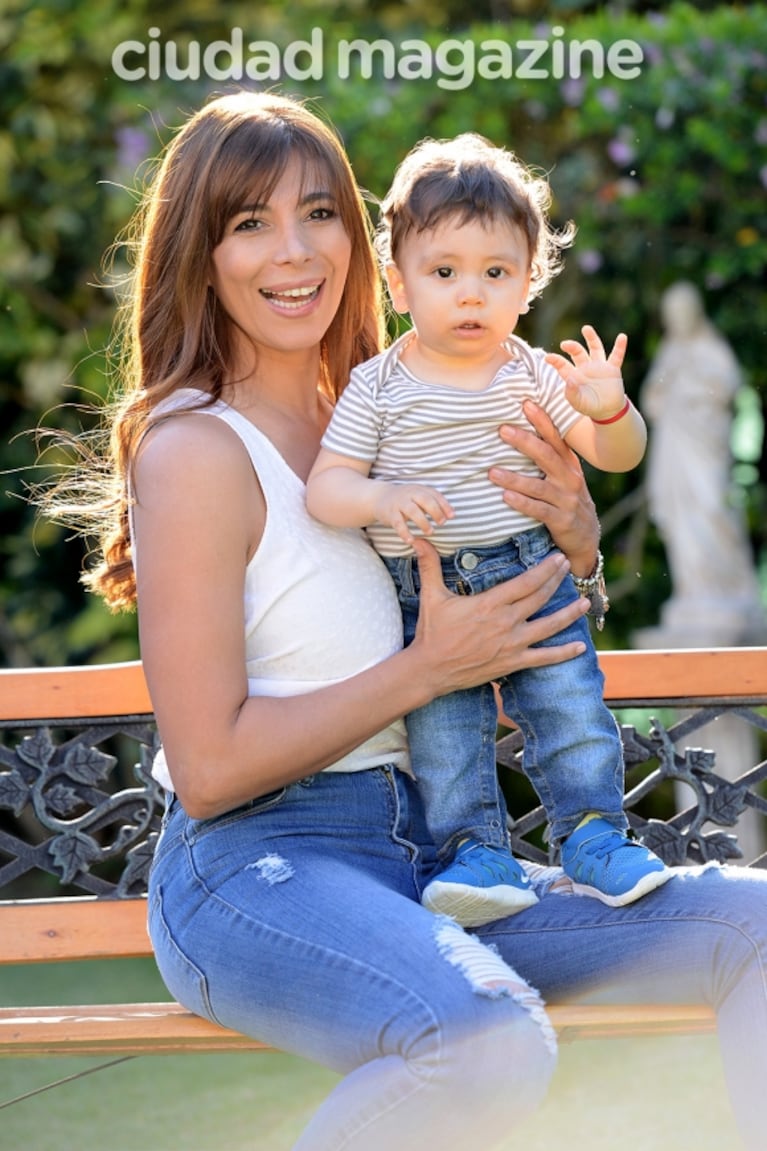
[148,766,767,1151]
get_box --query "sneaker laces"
[454,841,532,886]
[583,832,646,861]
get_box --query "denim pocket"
[186,786,289,844]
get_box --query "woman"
[71,92,765,1150]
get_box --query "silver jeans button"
[460,552,479,571]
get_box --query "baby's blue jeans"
[384,525,625,857]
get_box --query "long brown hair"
[54,91,384,610]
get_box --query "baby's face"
[386,214,531,373]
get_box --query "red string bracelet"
[593,398,631,425]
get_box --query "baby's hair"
[376,133,575,302]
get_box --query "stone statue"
[640,281,765,646]
[637,282,766,862]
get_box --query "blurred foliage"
[1,0,765,667]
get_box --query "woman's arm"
[133,415,589,820]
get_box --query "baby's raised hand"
[545,325,628,421]
[374,482,454,546]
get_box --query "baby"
[307,133,670,927]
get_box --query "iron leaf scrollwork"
[0,720,163,897]
[503,706,766,868]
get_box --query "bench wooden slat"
[0,661,152,722]
[1,898,152,964]
[548,1003,716,1042]
[0,1001,716,1057]
[598,646,767,704]
[0,1002,272,1056]
[1,648,766,724]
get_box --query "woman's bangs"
[211,121,344,243]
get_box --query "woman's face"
[210,156,352,368]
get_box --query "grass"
[2,959,741,1151]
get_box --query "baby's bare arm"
[306,448,381,527]
[307,449,453,543]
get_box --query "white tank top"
[146,389,410,789]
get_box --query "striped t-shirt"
[321,332,584,557]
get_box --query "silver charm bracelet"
[571,550,609,631]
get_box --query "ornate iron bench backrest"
[1,655,766,897]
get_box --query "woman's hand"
[489,399,600,578]
[408,537,589,699]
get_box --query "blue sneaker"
[422,838,539,927]
[561,816,673,906]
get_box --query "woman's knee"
[423,1003,557,1134]
[415,921,558,1097]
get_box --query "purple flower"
[597,87,620,112]
[607,136,636,167]
[115,127,151,171]
[560,77,584,107]
[643,42,663,68]
[577,249,603,274]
